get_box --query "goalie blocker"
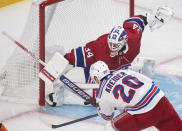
[39,52,69,84]
[39,52,98,107]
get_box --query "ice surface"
[0,0,181,131]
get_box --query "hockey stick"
[39,113,98,129]
[2,32,46,66]
[2,31,98,107]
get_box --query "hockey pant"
[112,96,182,131]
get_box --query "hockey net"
[0,0,134,105]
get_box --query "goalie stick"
[2,31,98,107]
[39,113,98,129]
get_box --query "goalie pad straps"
[45,93,57,107]
[48,93,57,107]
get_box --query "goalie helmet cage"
[0,0,134,106]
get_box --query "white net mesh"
[0,0,130,104]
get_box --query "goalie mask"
[108,26,128,57]
[90,61,110,83]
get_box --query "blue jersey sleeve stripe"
[96,74,113,98]
[84,67,90,83]
[124,18,145,31]
[134,83,155,107]
[96,80,107,98]
[126,88,160,112]
[100,113,114,120]
[75,47,86,67]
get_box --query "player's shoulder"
[94,33,109,47]
[85,34,108,51]
[123,69,153,82]
[97,33,109,41]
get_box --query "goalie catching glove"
[147,6,174,31]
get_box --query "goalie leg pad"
[130,57,156,78]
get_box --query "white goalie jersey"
[96,69,164,120]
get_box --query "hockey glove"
[147,6,174,31]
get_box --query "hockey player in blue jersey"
[90,61,182,131]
